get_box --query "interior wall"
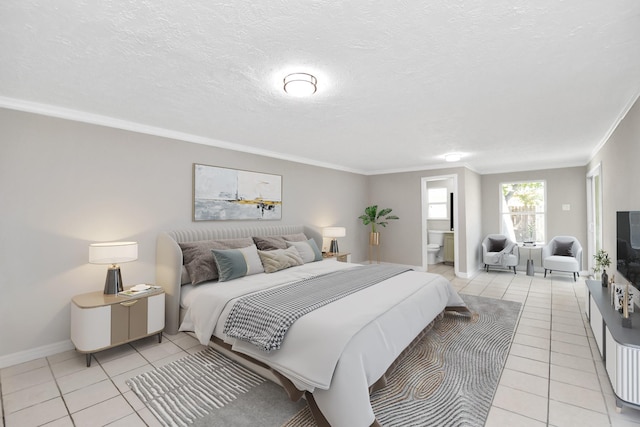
[464,168,483,273]
[588,95,640,278]
[0,108,368,362]
[365,167,473,274]
[480,166,588,270]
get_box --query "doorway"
[421,174,459,275]
[586,163,602,275]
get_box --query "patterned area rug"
[126,348,305,427]
[283,294,522,427]
[128,294,521,427]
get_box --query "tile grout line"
[47,355,74,426]
[547,278,554,427]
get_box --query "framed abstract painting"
[193,164,282,221]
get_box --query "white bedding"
[179,260,465,427]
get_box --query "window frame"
[427,187,449,220]
[499,180,547,244]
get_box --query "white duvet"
[179,260,465,427]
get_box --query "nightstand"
[322,252,351,263]
[71,286,165,366]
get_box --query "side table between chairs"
[519,243,544,276]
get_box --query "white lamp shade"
[323,227,346,238]
[89,241,138,264]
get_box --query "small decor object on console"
[610,275,616,306]
[593,249,611,287]
[614,282,635,314]
[622,283,632,328]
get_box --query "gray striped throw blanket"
[224,264,411,352]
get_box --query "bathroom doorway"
[421,174,459,275]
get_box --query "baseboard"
[0,340,75,369]
[457,271,474,279]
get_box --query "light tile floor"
[2,265,640,426]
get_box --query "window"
[500,181,546,243]
[428,188,448,219]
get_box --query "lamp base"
[330,239,339,254]
[104,266,124,294]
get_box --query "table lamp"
[323,227,346,254]
[89,241,138,294]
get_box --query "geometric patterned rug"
[283,294,522,427]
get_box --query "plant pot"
[602,269,608,287]
[369,232,380,246]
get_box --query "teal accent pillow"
[285,239,323,263]
[211,245,264,282]
[179,237,254,284]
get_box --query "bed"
[156,225,468,427]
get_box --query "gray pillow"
[281,233,308,242]
[252,236,287,251]
[179,237,254,284]
[258,246,304,273]
[211,245,264,282]
[488,237,506,252]
[285,239,323,263]
[553,241,574,257]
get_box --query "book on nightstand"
[118,284,161,298]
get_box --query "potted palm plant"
[594,249,611,287]
[358,205,399,247]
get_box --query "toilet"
[427,230,445,264]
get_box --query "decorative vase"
[369,232,380,246]
[602,269,608,287]
[623,283,632,328]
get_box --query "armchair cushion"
[553,240,574,257]
[488,237,507,252]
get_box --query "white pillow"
[258,246,304,273]
[285,239,323,263]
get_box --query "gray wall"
[365,167,477,275]
[588,96,640,273]
[0,109,368,361]
[3,93,637,363]
[463,168,483,273]
[480,166,589,270]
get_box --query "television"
[616,211,640,288]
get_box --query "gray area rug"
[128,294,521,427]
[126,348,305,427]
[284,294,522,427]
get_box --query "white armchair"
[542,236,582,281]
[482,234,519,274]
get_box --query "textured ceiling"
[1,1,639,174]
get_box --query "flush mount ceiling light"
[283,73,317,97]
[444,153,462,162]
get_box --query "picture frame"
[193,163,282,221]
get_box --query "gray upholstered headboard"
[156,225,322,334]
